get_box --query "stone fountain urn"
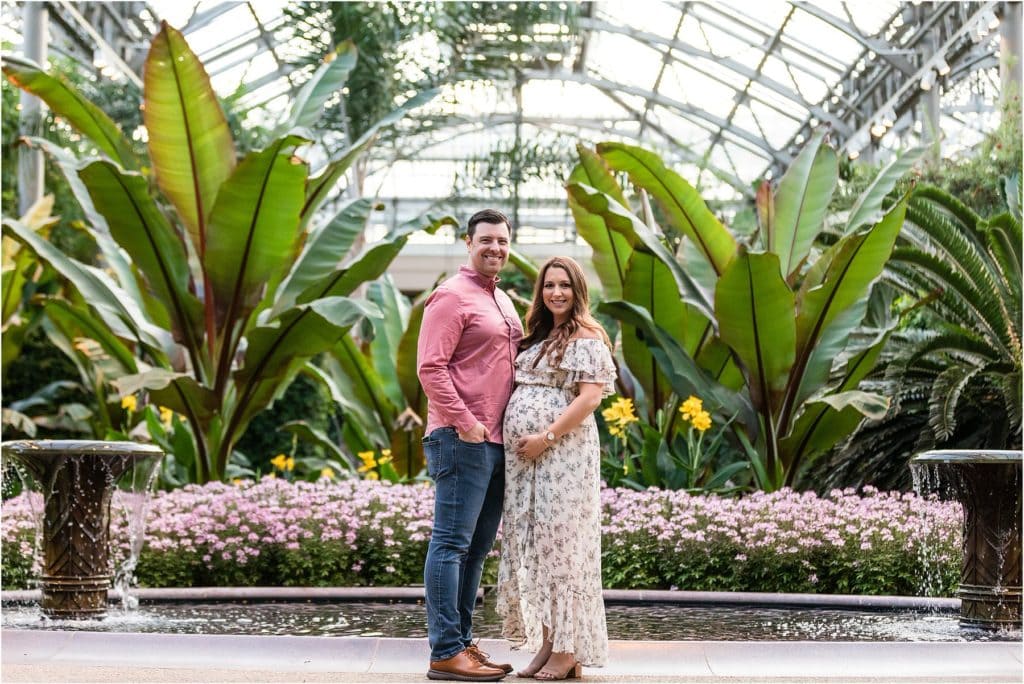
[2,440,163,619]
[911,449,1022,630]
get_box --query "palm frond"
[927,365,982,441]
[913,184,982,236]
[889,248,1012,355]
[998,370,1023,439]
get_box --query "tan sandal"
[535,662,581,680]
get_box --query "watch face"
[546,431,556,442]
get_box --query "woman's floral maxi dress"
[497,338,616,666]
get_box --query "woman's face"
[542,266,574,325]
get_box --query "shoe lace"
[466,642,490,662]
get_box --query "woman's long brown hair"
[520,256,612,368]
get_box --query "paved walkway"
[2,630,1021,683]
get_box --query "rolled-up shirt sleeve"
[417,288,478,433]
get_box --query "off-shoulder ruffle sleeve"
[558,338,616,396]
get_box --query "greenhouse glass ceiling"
[2,1,1011,235]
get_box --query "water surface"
[3,600,1019,642]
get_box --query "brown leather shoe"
[466,643,514,674]
[427,649,506,681]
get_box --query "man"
[417,209,523,682]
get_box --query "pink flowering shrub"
[600,486,960,596]
[1,480,960,596]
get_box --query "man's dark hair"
[466,208,511,238]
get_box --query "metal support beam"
[521,69,793,166]
[1000,0,1022,107]
[838,2,1000,156]
[794,2,917,76]
[53,0,142,88]
[577,16,850,136]
[18,2,47,216]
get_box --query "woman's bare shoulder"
[571,327,603,341]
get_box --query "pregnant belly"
[504,384,568,443]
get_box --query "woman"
[497,256,615,681]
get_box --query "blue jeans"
[423,427,505,661]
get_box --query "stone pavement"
[2,630,1021,683]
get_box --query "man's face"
[466,221,511,278]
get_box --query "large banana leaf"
[28,138,140,303]
[301,88,438,227]
[2,218,167,353]
[389,286,432,478]
[769,128,837,279]
[112,369,212,412]
[299,362,373,462]
[715,251,796,406]
[228,297,380,469]
[780,390,889,477]
[598,300,754,429]
[790,299,868,409]
[114,368,220,481]
[796,195,907,356]
[755,181,773,249]
[275,40,357,134]
[294,214,455,305]
[2,56,137,168]
[367,276,411,409]
[78,160,203,350]
[779,325,894,482]
[43,298,138,374]
[568,145,632,299]
[506,248,539,283]
[144,21,235,255]
[621,251,687,414]
[844,147,925,233]
[327,335,396,447]
[566,182,715,321]
[272,197,375,318]
[205,135,308,342]
[2,248,32,324]
[597,142,736,276]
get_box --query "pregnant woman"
[497,256,615,681]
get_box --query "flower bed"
[1,479,960,596]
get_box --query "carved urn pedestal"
[2,440,163,619]
[912,450,1022,630]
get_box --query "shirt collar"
[459,264,500,290]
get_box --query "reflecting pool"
[2,600,1020,642]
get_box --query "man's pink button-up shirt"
[417,265,524,444]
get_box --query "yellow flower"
[120,395,137,412]
[691,410,712,433]
[614,398,637,423]
[270,454,289,471]
[357,450,377,472]
[378,449,393,465]
[320,467,335,480]
[158,406,174,428]
[365,471,380,480]
[680,395,703,420]
[284,457,295,472]
[232,478,244,486]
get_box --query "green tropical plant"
[315,272,440,480]
[2,23,438,482]
[566,131,913,490]
[599,394,748,492]
[816,176,1023,490]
